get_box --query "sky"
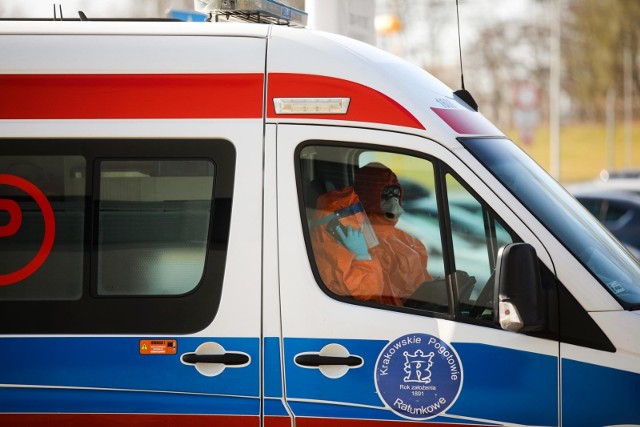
[376,0,535,66]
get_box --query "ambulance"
[0,1,638,426]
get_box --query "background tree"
[563,0,640,121]
[464,1,549,129]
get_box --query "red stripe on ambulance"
[0,74,264,119]
[296,418,495,427]
[0,73,423,129]
[0,414,260,426]
[267,73,425,129]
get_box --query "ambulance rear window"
[0,138,234,334]
[0,155,85,300]
[96,159,214,296]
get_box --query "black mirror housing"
[494,243,545,332]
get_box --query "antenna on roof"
[453,0,478,112]
[53,4,64,21]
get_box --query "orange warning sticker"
[139,339,177,355]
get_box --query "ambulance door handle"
[294,345,363,379]
[181,342,251,377]
[182,352,249,366]
[295,354,362,367]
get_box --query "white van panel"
[263,124,282,339]
[200,121,264,337]
[585,311,640,372]
[0,119,259,138]
[0,34,265,74]
[269,27,503,140]
[0,21,270,37]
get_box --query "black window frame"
[296,140,520,324]
[0,138,235,334]
[438,166,522,322]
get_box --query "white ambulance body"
[0,9,639,427]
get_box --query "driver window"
[300,145,446,312]
[299,145,521,321]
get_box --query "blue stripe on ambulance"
[452,343,558,426]
[0,337,259,414]
[264,398,290,416]
[286,401,496,424]
[264,337,284,397]
[562,358,640,426]
[263,337,290,417]
[283,338,558,426]
[0,387,256,414]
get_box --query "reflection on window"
[97,160,214,296]
[460,137,640,307]
[446,173,516,320]
[300,145,445,312]
[0,156,85,300]
[603,203,628,223]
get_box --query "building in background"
[306,0,375,45]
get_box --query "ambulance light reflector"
[195,0,308,27]
[273,98,350,115]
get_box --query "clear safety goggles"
[381,185,401,201]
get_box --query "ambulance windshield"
[460,137,640,309]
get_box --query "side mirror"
[494,243,545,332]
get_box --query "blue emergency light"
[195,0,308,27]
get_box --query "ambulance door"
[0,128,262,425]
[276,125,560,426]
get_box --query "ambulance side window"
[0,155,86,300]
[300,144,446,312]
[0,139,234,334]
[96,159,213,296]
[299,143,519,323]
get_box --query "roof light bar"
[195,0,308,27]
[273,98,351,115]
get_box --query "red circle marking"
[0,199,22,237]
[0,174,56,286]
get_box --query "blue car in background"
[572,189,640,259]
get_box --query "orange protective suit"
[354,162,432,305]
[309,163,432,306]
[309,187,384,302]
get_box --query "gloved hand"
[336,226,371,261]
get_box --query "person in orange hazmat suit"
[353,162,432,305]
[309,162,432,306]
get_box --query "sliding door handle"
[182,352,249,366]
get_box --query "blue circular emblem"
[374,333,463,420]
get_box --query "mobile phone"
[326,218,347,238]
